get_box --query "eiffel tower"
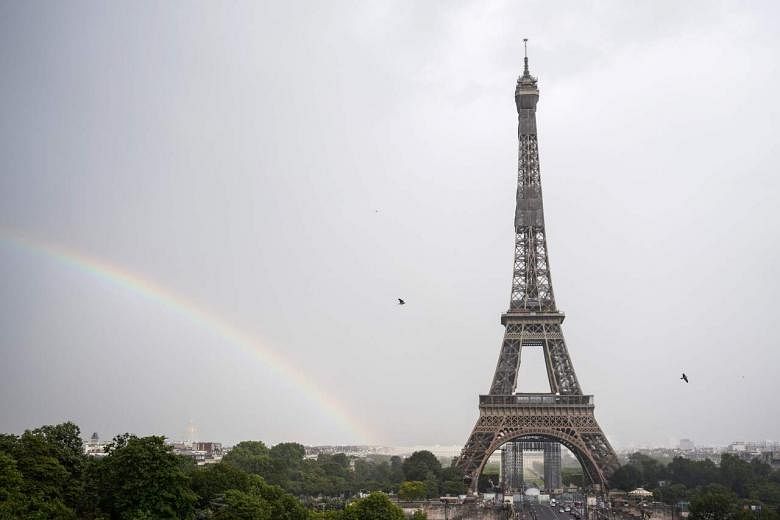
[456,42,619,492]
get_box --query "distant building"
[678,439,695,451]
[192,442,223,458]
[169,440,223,465]
[726,441,780,463]
[84,432,108,458]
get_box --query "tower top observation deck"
[516,38,539,111]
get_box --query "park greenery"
[3,421,780,519]
[0,422,463,519]
[610,452,780,519]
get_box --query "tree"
[689,484,736,520]
[654,483,688,505]
[389,456,404,486]
[190,462,253,508]
[423,472,439,499]
[95,435,196,519]
[354,459,392,492]
[398,481,427,500]
[720,454,754,498]
[246,476,309,520]
[316,453,353,496]
[212,489,272,520]
[10,427,80,518]
[222,440,273,476]
[610,464,642,491]
[562,467,584,489]
[478,471,499,493]
[0,452,27,518]
[269,443,306,488]
[668,457,719,489]
[402,451,441,482]
[628,452,666,488]
[439,465,466,496]
[411,511,427,520]
[343,492,404,520]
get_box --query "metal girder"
[489,320,581,396]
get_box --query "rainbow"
[0,228,376,444]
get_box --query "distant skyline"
[2,1,779,449]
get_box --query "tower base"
[457,394,618,493]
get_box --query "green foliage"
[269,442,306,489]
[398,480,427,500]
[654,482,688,504]
[610,452,780,519]
[668,457,720,489]
[212,489,272,520]
[0,452,23,496]
[439,465,466,496]
[477,471,499,493]
[222,440,272,475]
[0,451,26,519]
[93,435,196,519]
[222,442,438,498]
[246,476,309,520]
[389,456,404,484]
[343,492,404,520]
[16,421,780,520]
[190,462,253,507]
[1,422,87,519]
[753,481,780,506]
[562,467,584,488]
[627,453,666,488]
[423,472,439,498]
[0,422,322,519]
[402,451,441,482]
[689,484,736,520]
[410,511,427,519]
[610,463,643,491]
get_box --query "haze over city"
[2,0,779,451]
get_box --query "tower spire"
[516,38,537,95]
[523,38,530,77]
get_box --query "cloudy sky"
[1,1,779,449]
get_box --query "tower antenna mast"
[523,38,530,76]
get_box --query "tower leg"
[543,441,561,491]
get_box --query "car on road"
[559,509,565,513]
[565,507,571,512]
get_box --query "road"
[527,504,580,520]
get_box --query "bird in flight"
[398,298,405,305]
[680,373,689,383]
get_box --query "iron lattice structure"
[501,440,561,492]
[456,51,618,492]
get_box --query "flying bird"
[398,298,405,305]
[680,373,688,383]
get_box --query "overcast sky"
[1,1,779,450]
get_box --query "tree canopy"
[610,452,780,519]
[0,423,471,519]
